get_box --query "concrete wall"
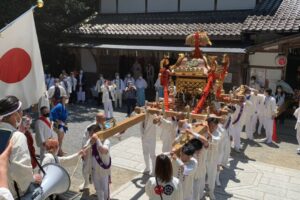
[249,52,280,67]
[119,0,145,13]
[81,49,97,73]
[148,0,178,12]
[180,0,214,11]
[217,0,256,10]
[101,0,117,13]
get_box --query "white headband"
[0,101,22,120]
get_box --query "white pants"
[297,128,300,147]
[82,159,91,187]
[219,134,231,166]
[263,117,273,143]
[231,123,242,149]
[103,101,114,118]
[245,116,254,140]
[114,92,122,108]
[93,174,109,200]
[142,138,156,172]
[77,91,86,102]
[193,175,206,200]
[206,152,218,196]
[251,112,264,134]
[161,140,172,153]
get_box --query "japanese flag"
[0,9,46,109]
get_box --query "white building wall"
[180,0,214,11]
[249,52,280,67]
[119,0,145,13]
[217,0,256,10]
[101,0,117,13]
[148,0,178,12]
[81,49,97,73]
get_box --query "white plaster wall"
[180,0,214,11]
[118,0,145,13]
[217,0,256,10]
[81,49,97,73]
[148,0,178,12]
[249,52,280,67]
[101,0,117,13]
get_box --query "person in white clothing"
[89,128,112,200]
[69,72,78,104]
[0,140,13,200]
[261,88,277,144]
[293,101,300,154]
[145,154,183,200]
[205,117,222,200]
[172,142,198,200]
[79,113,107,190]
[230,97,252,152]
[243,87,257,140]
[124,73,135,87]
[188,137,208,200]
[0,96,41,198]
[95,74,105,106]
[38,91,50,115]
[157,116,177,153]
[141,112,159,174]
[255,93,266,135]
[48,79,67,106]
[42,138,83,167]
[77,70,86,103]
[101,81,116,119]
[113,73,125,108]
[146,64,155,87]
[35,106,53,161]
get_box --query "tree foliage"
[0,0,96,43]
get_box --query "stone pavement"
[109,136,300,200]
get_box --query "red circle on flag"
[0,48,32,83]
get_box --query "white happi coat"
[145,177,183,200]
[158,117,177,152]
[172,157,198,200]
[0,122,33,198]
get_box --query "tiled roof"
[64,0,300,39]
[243,0,300,32]
[64,10,251,39]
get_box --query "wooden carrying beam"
[96,114,146,140]
[135,107,207,121]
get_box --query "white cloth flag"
[0,8,45,109]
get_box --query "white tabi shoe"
[79,183,89,191]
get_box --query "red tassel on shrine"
[164,86,169,111]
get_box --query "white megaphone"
[21,164,70,200]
